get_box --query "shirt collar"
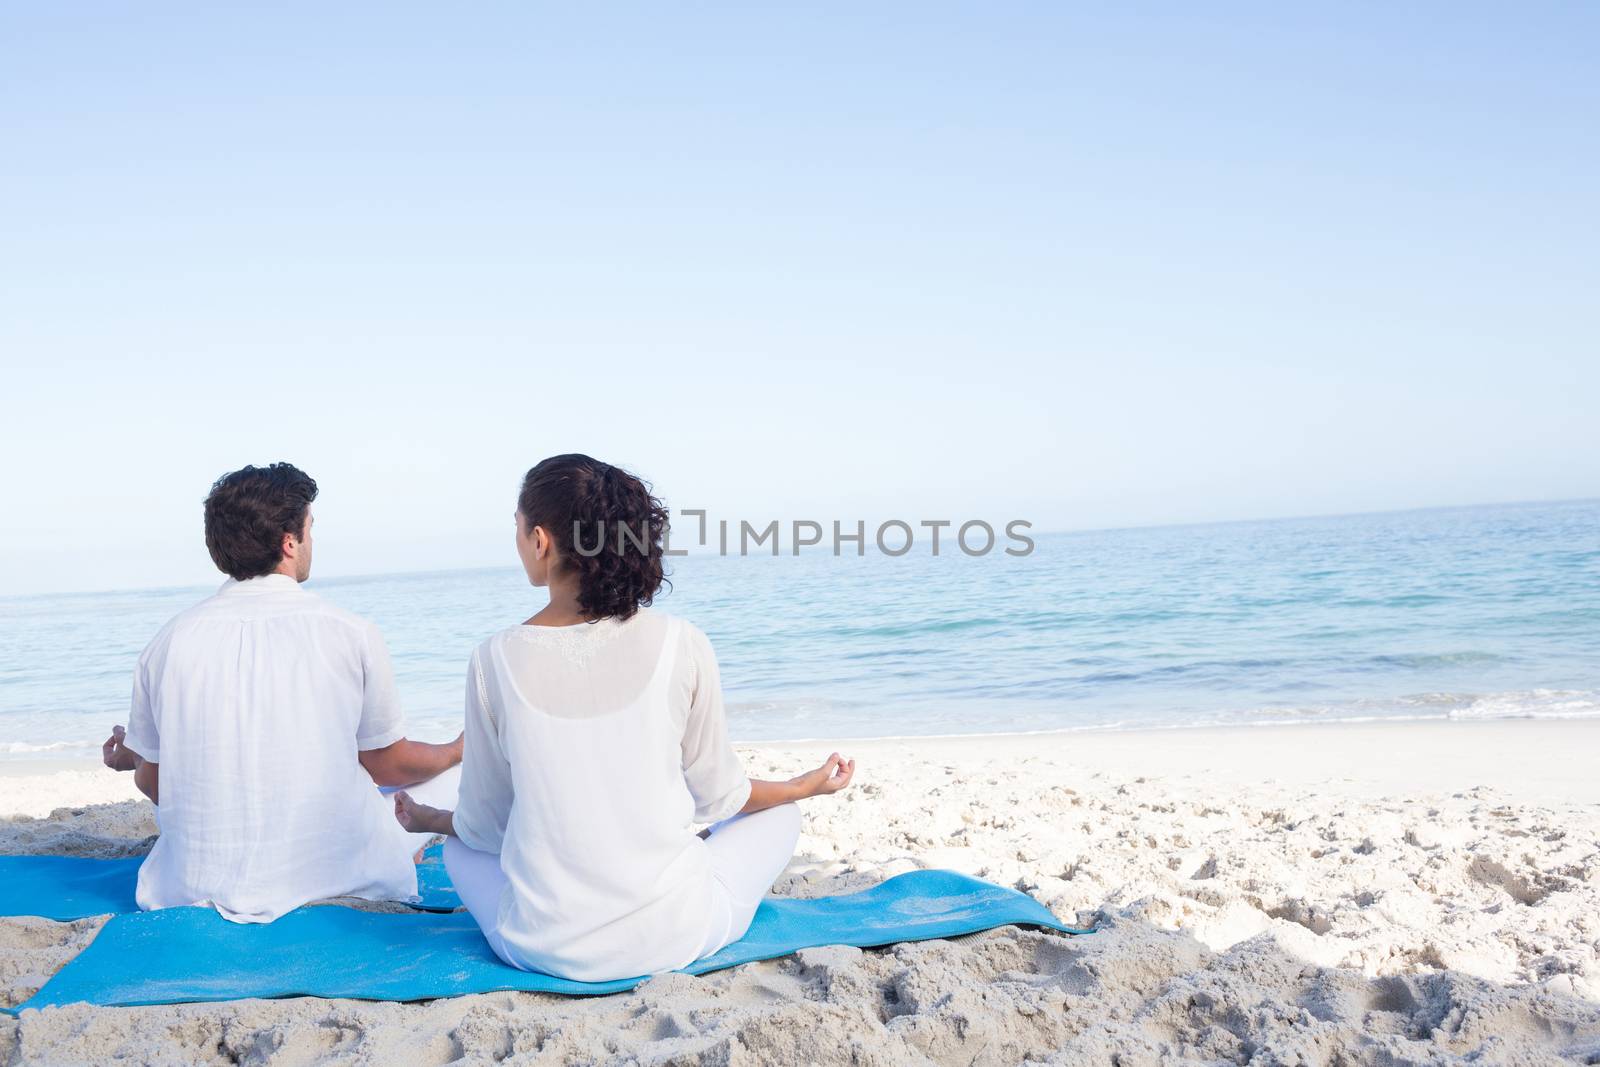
[217,573,303,596]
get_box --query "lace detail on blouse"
[504,616,629,669]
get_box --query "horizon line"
[4,493,1595,603]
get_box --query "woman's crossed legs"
[695,802,802,957]
[443,802,802,970]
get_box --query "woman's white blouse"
[451,609,752,981]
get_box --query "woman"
[394,454,855,982]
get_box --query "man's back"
[125,573,417,922]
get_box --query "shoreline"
[5,716,1596,808]
[12,704,1599,757]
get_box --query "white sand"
[3,720,1599,1064]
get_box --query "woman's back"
[394,454,848,983]
[452,609,752,981]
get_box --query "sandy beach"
[3,719,1598,1065]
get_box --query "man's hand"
[789,752,856,798]
[102,725,140,772]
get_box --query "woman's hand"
[790,752,856,798]
[737,753,859,815]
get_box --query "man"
[101,462,461,922]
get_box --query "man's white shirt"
[123,573,418,922]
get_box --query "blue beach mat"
[11,869,1090,1010]
[0,844,461,920]
[0,855,146,922]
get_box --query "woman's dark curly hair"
[518,454,670,621]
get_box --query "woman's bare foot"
[394,791,451,837]
[102,725,140,772]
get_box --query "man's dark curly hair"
[203,463,318,581]
[518,454,670,621]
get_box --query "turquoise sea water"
[1,500,1596,757]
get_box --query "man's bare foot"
[102,726,140,772]
[394,791,451,837]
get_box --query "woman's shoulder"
[481,625,523,648]
[640,609,712,649]
[473,625,528,664]
[645,613,720,688]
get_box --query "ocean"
[2,499,1596,758]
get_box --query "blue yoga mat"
[0,855,147,922]
[11,869,1090,1010]
[0,845,461,920]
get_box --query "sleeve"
[451,645,515,854]
[356,622,408,751]
[122,652,160,763]
[680,624,751,824]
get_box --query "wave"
[1440,689,1600,721]
[744,705,1600,746]
[1179,688,1600,728]
[0,739,99,755]
[709,687,1600,744]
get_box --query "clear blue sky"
[2,4,1596,594]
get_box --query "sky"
[2,3,1596,595]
